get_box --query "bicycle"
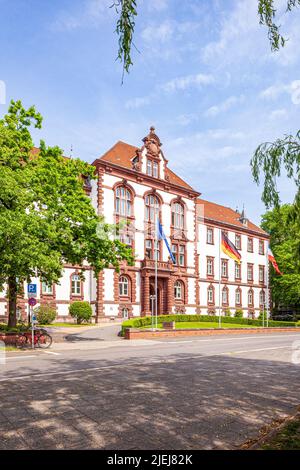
[17,327,53,349]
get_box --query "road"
[0,331,300,450]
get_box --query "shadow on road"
[0,352,299,450]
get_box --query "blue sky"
[1,0,300,224]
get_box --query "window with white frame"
[235,289,241,305]
[207,227,214,244]
[171,244,178,264]
[208,286,214,303]
[145,194,160,223]
[146,159,159,177]
[235,234,241,250]
[42,281,53,295]
[71,274,81,295]
[174,280,183,300]
[247,237,253,252]
[235,262,241,280]
[221,260,228,278]
[247,264,253,281]
[115,187,131,217]
[248,289,254,306]
[179,245,185,266]
[122,308,129,319]
[259,265,265,283]
[260,290,265,306]
[171,203,184,230]
[259,240,265,255]
[222,287,228,305]
[207,257,214,276]
[119,276,129,297]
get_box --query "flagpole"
[219,228,221,328]
[155,212,158,330]
[266,245,269,328]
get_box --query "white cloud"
[161,73,214,93]
[269,108,288,120]
[205,95,245,117]
[141,20,174,43]
[51,0,112,31]
[150,0,169,12]
[125,96,151,109]
[260,80,300,104]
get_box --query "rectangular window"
[222,289,228,305]
[147,160,152,176]
[179,246,185,266]
[247,264,253,281]
[247,237,253,252]
[235,234,241,250]
[259,240,265,255]
[153,161,158,178]
[235,290,241,305]
[172,244,178,264]
[207,228,214,244]
[145,240,152,259]
[259,265,265,283]
[42,282,53,295]
[71,275,81,295]
[235,262,241,280]
[207,257,214,276]
[221,260,228,278]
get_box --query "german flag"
[221,232,241,264]
[268,247,283,275]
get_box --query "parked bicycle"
[16,327,52,349]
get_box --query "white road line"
[164,340,194,344]
[6,355,36,360]
[39,351,61,355]
[220,346,290,355]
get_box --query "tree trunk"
[8,277,18,328]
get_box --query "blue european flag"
[157,219,176,264]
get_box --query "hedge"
[120,314,298,336]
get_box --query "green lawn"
[143,321,256,329]
[261,415,300,450]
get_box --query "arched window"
[71,274,81,295]
[208,285,214,304]
[145,194,160,223]
[119,276,129,297]
[174,280,183,300]
[248,289,254,306]
[235,288,242,306]
[259,290,265,307]
[115,187,131,217]
[122,307,129,319]
[222,286,228,305]
[171,203,184,230]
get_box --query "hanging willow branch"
[111,0,138,82]
[258,0,300,50]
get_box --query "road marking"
[39,351,61,355]
[6,355,37,360]
[220,346,290,355]
[164,340,194,344]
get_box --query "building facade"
[0,127,269,322]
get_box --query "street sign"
[27,284,37,295]
[28,297,37,306]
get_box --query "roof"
[197,198,268,236]
[96,141,195,190]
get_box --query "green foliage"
[120,314,297,336]
[112,0,138,81]
[0,100,134,327]
[69,301,93,324]
[223,308,232,317]
[258,0,300,51]
[34,305,56,325]
[261,205,300,307]
[234,309,243,318]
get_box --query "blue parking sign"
[27,283,37,295]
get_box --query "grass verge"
[260,415,300,450]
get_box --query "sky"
[0,0,300,225]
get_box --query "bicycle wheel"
[16,334,28,349]
[37,333,52,349]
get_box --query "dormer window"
[146,159,159,178]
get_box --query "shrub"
[234,309,243,318]
[69,301,92,324]
[224,308,232,317]
[34,305,56,325]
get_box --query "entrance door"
[150,279,167,315]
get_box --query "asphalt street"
[0,331,300,450]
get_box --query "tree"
[112,1,300,76]
[261,205,300,309]
[0,100,134,327]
